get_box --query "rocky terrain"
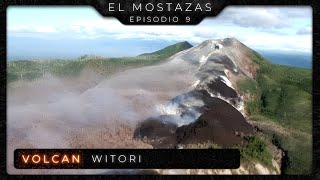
[134,38,258,148]
[131,38,283,174]
[7,38,292,175]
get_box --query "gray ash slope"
[7,38,261,175]
[134,38,258,148]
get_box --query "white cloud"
[220,7,289,28]
[8,25,57,33]
[7,6,312,53]
[297,25,312,35]
[282,7,312,18]
[240,32,312,52]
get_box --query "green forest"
[237,51,312,174]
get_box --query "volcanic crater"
[134,38,255,149]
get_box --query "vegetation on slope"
[240,135,273,167]
[186,135,274,170]
[138,41,193,58]
[237,50,312,174]
[7,41,311,174]
[7,41,193,83]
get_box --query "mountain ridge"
[138,41,193,57]
[7,38,311,175]
[132,37,311,174]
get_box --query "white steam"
[155,94,204,127]
[7,52,198,174]
[7,38,249,175]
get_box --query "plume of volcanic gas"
[133,38,255,149]
[7,38,255,174]
[7,51,199,174]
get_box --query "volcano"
[8,38,267,174]
[133,38,258,148]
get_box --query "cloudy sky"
[7,6,312,60]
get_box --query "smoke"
[7,68,153,174]
[155,94,204,127]
[7,56,198,174]
[7,38,248,174]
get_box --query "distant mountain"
[257,50,311,69]
[7,41,193,83]
[138,41,193,58]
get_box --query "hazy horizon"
[7,37,312,60]
[7,6,312,68]
[7,38,312,69]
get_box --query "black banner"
[14,149,240,169]
[92,0,224,25]
[4,0,313,25]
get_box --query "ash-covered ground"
[7,38,259,174]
